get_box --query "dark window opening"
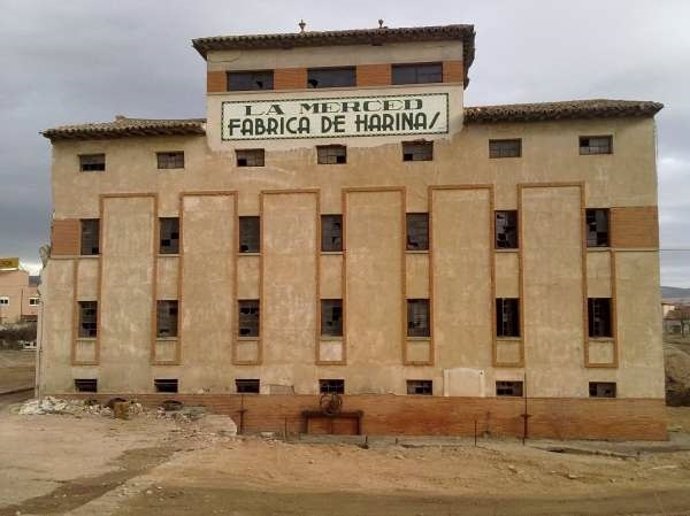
[586,209,609,247]
[407,299,430,337]
[228,70,274,91]
[580,135,612,155]
[78,301,98,338]
[154,379,178,393]
[406,379,433,395]
[80,219,100,255]
[238,300,260,337]
[402,141,433,162]
[319,379,344,394]
[321,215,343,252]
[321,299,343,337]
[159,217,180,254]
[496,298,520,337]
[79,154,105,172]
[236,149,265,167]
[317,145,347,164]
[496,381,523,397]
[392,63,442,85]
[236,379,260,394]
[495,211,519,249]
[239,216,260,253]
[588,298,612,338]
[589,382,616,398]
[489,139,522,159]
[307,67,356,88]
[406,213,429,251]
[156,151,184,169]
[156,300,178,338]
[74,378,97,393]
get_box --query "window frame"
[159,217,180,255]
[74,379,97,393]
[319,379,345,394]
[154,378,178,393]
[402,141,433,162]
[496,298,520,338]
[495,210,519,249]
[79,153,106,172]
[320,299,343,337]
[77,301,98,338]
[589,381,616,398]
[156,151,185,170]
[238,299,260,338]
[406,379,433,395]
[586,208,610,247]
[406,213,429,251]
[320,214,343,252]
[227,70,274,91]
[239,216,260,254]
[156,300,179,338]
[236,149,265,167]
[235,378,261,394]
[407,299,431,338]
[28,297,40,306]
[496,380,524,397]
[392,62,443,85]
[307,67,356,89]
[80,219,100,256]
[579,135,613,155]
[316,145,347,165]
[0,296,9,306]
[588,298,613,338]
[489,139,522,159]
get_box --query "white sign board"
[221,93,449,141]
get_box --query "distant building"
[0,264,39,324]
[662,302,676,318]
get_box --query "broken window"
[495,211,519,249]
[80,219,100,255]
[589,382,616,398]
[406,380,433,395]
[156,300,178,338]
[238,300,260,337]
[321,299,343,337]
[79,154,105,172]
[154,378,178,393]
[159,217,180,254]
[78,301,98,338]
[496,381,523,397]
[586,209,609,247]
[156,151,185,169]
[496,298,520,337]
[321,214,343,252]
[239,216,260,253]
[579,135,612,155]
[402,141,433,161]
[227,70,274,91]
[392,63,442,85]
[307,67,355,88]
[489,139,522,158]
[319,379,344,394]
[29,297,40,306]
[588,298,612,338]
[317,145,347,164]
[407,299,430,337]
[406,213,429,251]
[236,149,265,167]
[0,297,9,306]
[74,378,97,393]
[236,379,260,394]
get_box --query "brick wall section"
[275,68,307,90]
[611,206,659,248]
[356,64,391,87]
[51,219,80,256]
[443,60,463,83]
[207,71,226,93]
[63,393,667,440]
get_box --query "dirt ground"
[0,349,35,392]
[1,404,690,516]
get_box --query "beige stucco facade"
[0,269,39,324]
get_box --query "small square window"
[402,141,433,162]
[406,213,429,251]
[319,379,344,394]
[154,379,178,393]
[0,297,9,306]
[156,300,178,338]
[228,71,274,91]
[321,215,343,252]
[406,380,433,395]
[580,135,612,155]
[159,217,180,254]
[495,211,519,249]
[80,219,100,255]
[307,68,355,88]
[157,151,185,169]
[496,298,520,337]
[496,381,523,397]
[407,299,430,337]
[586,209,609,247]
[317,145,347,165]
[239,216,260,253]
[392,63,443,85]
[236,149,265,167]
[29,297,40,306]
[236,379,260,393]
[489,139,522,159]
[79,154,105,172]
[238,300,260,337]
[588,298,612,338]
[589,382,616,398]
[321,299,343,337]
[74,379,97,393]
[78,301,98,338]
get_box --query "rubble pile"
[18,396,115,417]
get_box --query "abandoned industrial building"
[38,23,666,439]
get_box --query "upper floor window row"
[79,152,185,172]
[488,135,614,158]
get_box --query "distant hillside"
[662,286,690,302]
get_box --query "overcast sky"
[1,0,688,284]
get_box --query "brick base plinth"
[59,393,668,441]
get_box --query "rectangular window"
[236,379,260,394]
[496,298,520,337]
[239,216,260,253]
[319,379,344,394]
[489,139,522,159]
[238,300,260,337]
[28,297,40,306]
[156,151,185,169]
[586,209,609,247]
[407,299,430,337]
[236,149,265,167]
[0,297,9,306]
[159,217,180,254]
[156,300,178,338]
[392,63,442,85]
[79,154,105,172]
[402,141,433,162]
[227,70,274,91]
[74,379,97,393]
[321,215,343,252]
[80,219,100,255]
[154,378,178,393]
[406,213,429,251]
[589,381,616,398]
[588,298,612,338]
[495,211,519,249]
[406,380,433,395]
[496,381,523,397]
[579,135,612,155]
[307,67,356,88]
[78,301,98,338]
[317,145,347,164]
[321,299,343,337]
